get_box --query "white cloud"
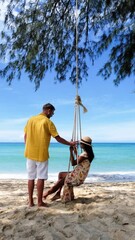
[0,119,135,142]
[0,117,28,142]
[0,117,28,127]
[0,1,8,21]
[105,108,135,116]
[0,130,24,142]
[84,121,135,142]
[55,99,74,106]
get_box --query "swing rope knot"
[75,95,88,113]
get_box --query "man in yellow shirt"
[24,103,76,207]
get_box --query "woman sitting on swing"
[43,136,94,203]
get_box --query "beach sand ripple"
[0,180,135,240]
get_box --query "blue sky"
[0,1,135,143]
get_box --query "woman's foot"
[51,192,60,201]
[43,191,49,199]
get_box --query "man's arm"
[24,133,27,143]
[55,135,77,147]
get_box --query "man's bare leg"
[37,179,48,207]
[28,179,35,207]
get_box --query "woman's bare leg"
[43,172,67,199]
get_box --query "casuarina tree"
[0,0,134,90]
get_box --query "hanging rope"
[68,0,88,172]
[73,0,88,141]
[75,95,88,113]
[75,0,79,96]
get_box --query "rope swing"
[68,0,88,171]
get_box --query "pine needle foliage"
[0,0,134,90]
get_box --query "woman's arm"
[70,147,87,165]
[70,147,77,166]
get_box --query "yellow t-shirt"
[24,113,59,162]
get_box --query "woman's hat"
[80,136,92,146]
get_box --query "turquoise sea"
[0,142,135,182]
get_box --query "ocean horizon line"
[0,142,134,183]
[0,141,135,144]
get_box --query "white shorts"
[26,159,48,180]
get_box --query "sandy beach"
[0,180,135,240]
